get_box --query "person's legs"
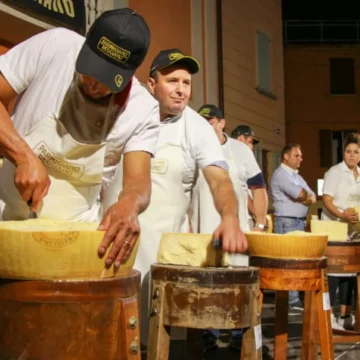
[337,277,356,330]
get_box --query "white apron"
[0,83,109,221]
[190,139,249,266]
[135,119,189,345]
[322,177,360,276]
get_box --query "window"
[319,129,357,168]
[256,30,276,99]
[330,58,355,95]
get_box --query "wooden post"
[274,291,289,360]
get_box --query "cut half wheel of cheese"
[311,219,348,241]
[245,231,328,259]
[0,219,139,280]
[157,233,230,267]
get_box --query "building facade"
[0,0,286,192]
[284,28,360,193]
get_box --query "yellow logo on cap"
[97,37,131,64]
[199,108,211,116]
[115,75,123,88]
[168,53,184,61]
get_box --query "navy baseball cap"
[198,104,224,119]
[231,125,261,144]
[76,8,150,93]
[150,48,200,75]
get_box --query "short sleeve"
[323,167,339,197]
[241,143,262,180]
[0,29,60,94]
[193,116,227,170]
[123,105,160,156]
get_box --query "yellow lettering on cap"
[115,75,123,88]
[199,108,210,115]
[168,53,184,61]
[97,37,131,64]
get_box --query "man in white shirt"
[231,125,261,151]
[102,49,248,350]
[231,124,263,229]
[191,104,268,351]
[0,8,159,268]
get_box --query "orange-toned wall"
[128,0,192,84]
[284,46,360,192]
[221,0,285,153]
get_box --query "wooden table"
[147,264,262,360]
[325,241,360,343]
[250,256,334,360]
[0,270,141,360]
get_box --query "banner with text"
[2,0,86,34]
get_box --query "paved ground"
[145,292,360,359]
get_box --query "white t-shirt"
[158,107,227,192]
[101,106,227,212]
[0,28,160,187]
[322,161,360,221]
[222,137,261,182]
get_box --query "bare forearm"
[211,177,238,218]
[301,194,316,207]
[323,195,344,220]
[118,177,151,215]
[251,187,268,224]
[0,102,33,165]
[247,196,255,215]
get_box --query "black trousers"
[328,276,357,307]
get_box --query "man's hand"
[213,215,248,253]
[98,200,140,267]
[343,208,359,224]
[98,151,152,268]
[14,156,50,211]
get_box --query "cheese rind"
[0,219,139,280]
[245,231,328,259]
[311,219,348,241]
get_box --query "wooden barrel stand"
[0,270,141,360]
[147,264,262,360]
[324,241,360,343]
[250,256,334,360]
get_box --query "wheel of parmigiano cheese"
[245,231,328,259]
[0,219,139,280]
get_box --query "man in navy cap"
[0,8,159,267]
[231,124,261,151]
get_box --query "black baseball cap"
[231,125,261,144]
[150,48,200,75]
[76,8,150,93]
[198,104,224,119]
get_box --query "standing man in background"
[270,143,316,315]
[191,104,268,351]
[231,124,263,229]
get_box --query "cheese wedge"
[0,219,139,280]
[311,219,348,241]
[245,231,328,259]
[157,233,230,267]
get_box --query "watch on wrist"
[255,223,268,231]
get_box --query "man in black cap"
[192,104,268,350]
[104,48,247,350]
[0,8,159,268]
[231,125,261,151]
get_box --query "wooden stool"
[0,270,141,360]
[147,264,262,360]
[324,241,360,343]
[249,256,334,360]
